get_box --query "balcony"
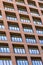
[16,0,24,4]
[36,27,43,34]
[39,0,43,2]
[4,2,14,11]
[22,25,33,33]
[36,30,43,34]
[17,5,27,14]
[0,58,12,65]
[29,46,40,54]
[17,58,28,65]
[28,0,36,8]
[40,40,43,44]
[7,0,12,2]
[0,45,10,53]
[6,12,17,21]
[39,3,43,10]
[41,11,43,16]
[20,15,30,23]
[30,8,39,16]
[32,58,43,65]
[11,34,22,42]
[0,33,7,41]
[34,21,42,25]
[41,46,43,53]
[13,45,25,54]
[8,23,20,31]
[0,15,2,19]
[26,35,36,44]
[0,12,2,19]
[0,22,4,29]
[33,17,42,25]
[39,37,43,44]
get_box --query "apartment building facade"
[0,0,43,65]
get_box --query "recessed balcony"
[6,12,17,21]
[4,2,14,11]
[17,5,27,14]
[20,15,30,23]
[11,34,22,42]
[25,35,36,44]
[29,46,40,54]
[13,45,25,54]
[8,23,20,31]
[22,24,33,33]
[30,8,39,16]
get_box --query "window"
[22,24,33,33]
[11,34,22,42]
[8,23,20,31]
[17,59,28,65]
[29,46,39,54]
[14,46,25,54]
[20,15,30,23]
[26,35,36,43]
[0,58,12,65]
[0,45,10,53]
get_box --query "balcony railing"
[19,10,27,14]
[31,12,39,16]
[26,38,36,43]
[11,37,22,42]
[0,35,7,41]
[0,24,4,29]
[9,26,20,31]
[34,21,42,25]
[7,16,17,21]
[28,1,36,8]
[40,40,43,44]
[0,59,12,65]
[14,47,25,54]
[17,59,28,65]
[24,28,33,33]
[36,30,43,34]
[0,15,2,19]
[21,18,30,23]
[7,0,12,2]
[5,7,14,11]
[39,0,43,2]
[29,49,39,54]
[32,60,42,65]
[16,0,24,4]
[28,3,36,8]
[0,46,10,53]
